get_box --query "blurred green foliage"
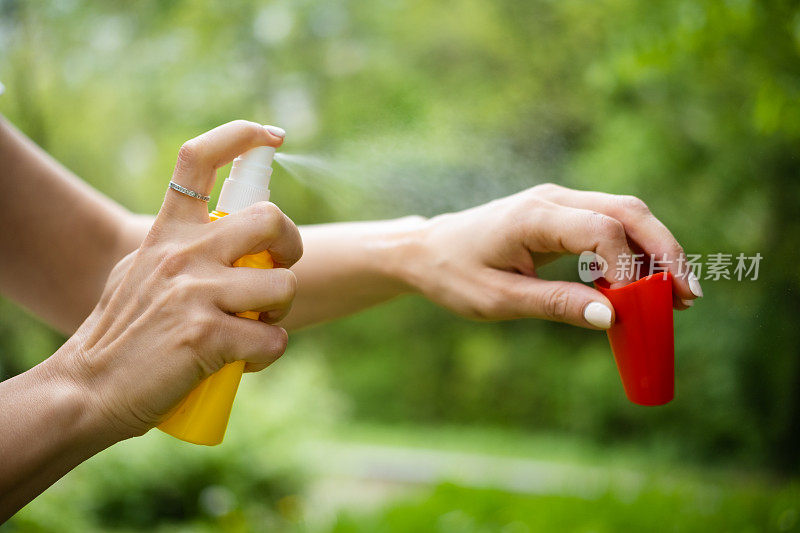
[329,481,800,533]
[2,0,800,529]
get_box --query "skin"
[0,118,700,520]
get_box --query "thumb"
[498,272,615,329]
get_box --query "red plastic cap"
[595,272,675,406]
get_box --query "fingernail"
[681,298,694,307]
[584,302,613,329]
[264,125,286,138]
[687,272,703,298]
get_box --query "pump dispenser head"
[216,146,276,214]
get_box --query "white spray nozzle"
[237,146,276,171]
[216,146,277,213]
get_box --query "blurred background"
[1,0,799,531]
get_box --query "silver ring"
[168,181,210,202]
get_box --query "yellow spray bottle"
[158,145,278,445]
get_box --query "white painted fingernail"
[681,298,694,307]
[688,272,703,298]
[584,302,613,329]
[264,125,286,138]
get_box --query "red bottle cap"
[595,272,674,406]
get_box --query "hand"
[409,183,701,329]
[46,121,302,440]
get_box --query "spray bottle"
[158,146,277,445]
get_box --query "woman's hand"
[406,183,702,329]
[0,121,300,518]
[48,120,302,440]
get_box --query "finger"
[162,120,285,223]
[534,184,700,303]
[212,267,297,315]
[494,270,616,329]
[522,201,634,288]
[213,314,289,367]
[674,292,694,310]
[205,201,303,268]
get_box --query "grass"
[325,421,769,480]
[326,481,800,533]
[314,422,800,533]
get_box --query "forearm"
[0,345,120,521]
[281,216,427,330]
[0,117,137,334]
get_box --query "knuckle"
[521,195,548,210]
[98,253,137,307]
[249,201,281,226]
[109,251,135,280]
[282,269,298,298]
[473,290,507,320]
[236,120,265,141]
[185,311,219,345]
[618,195,650,214]
[268,269,297,305]
[177,140,202,168]
[175,274,206,296]
[532,182,560,196]
[155,246,191,278]
[162,275,193,304]
[542,287,571,321]
[267,327,289,356]
[183,314,227,375]
[593,214,626,241]
[507,194,548,224]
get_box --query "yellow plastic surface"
[157,210,274,445]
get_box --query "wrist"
[39,344,129,449]
[0,350,122,518]
[374,215,430,295]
